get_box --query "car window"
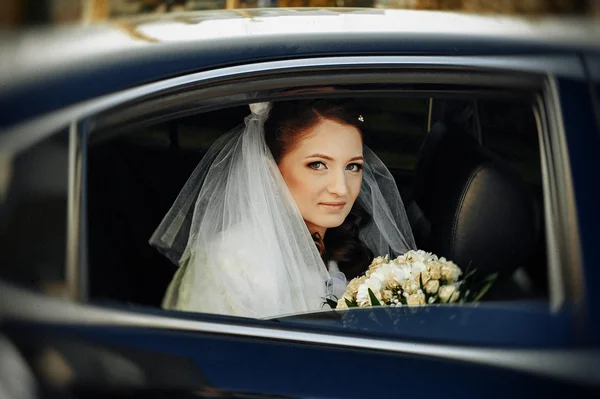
[86,94,548,317]
[0,130,69,297]
[477,98,547,296]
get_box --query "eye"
[308,161,326,170]
[346,163,363,172]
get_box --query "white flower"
[372,255,388,265]
[404,250,437,263]
[427,262,442,280]
[451,290,460,303]
[382,290,394,303]
[367,276,384,293]
[440,262,462,283]
[356,285,370,307]
[336,297,348,309]
[357,251,465,307]
[438,284,460,303]
[429,252,439,262]
[406,291,426,306]
[356,278,384,307]
[386,274,400,289]
[391,265,412,283]
[370,263,395,286]
[367,256,390,277]
[346,275,367,297]
[401,278,420,295]
[418,269,431,285]
[411,261,427,275]
[393,256,410,266]
[424,279,440,294]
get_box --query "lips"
[319,202,346,210]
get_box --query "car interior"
[83,95,548,309]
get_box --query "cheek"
[349,174,363,202]
[280,166,318,203]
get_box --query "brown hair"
[264,99,373,280]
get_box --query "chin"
[319,215,348,229]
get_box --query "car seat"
[407,122,543,298]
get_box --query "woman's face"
[278,118,363,236]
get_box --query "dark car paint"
[2,320,595,399]
[554,78,600,341]
[1,10,599,129]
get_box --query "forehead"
[292,118,363,155]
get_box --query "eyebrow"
[306,154,364,162]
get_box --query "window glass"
[357,98,429,192]
[478,99,542,187]
[0,130,68,296]
[87,95,548,324]
[478,99,547,297]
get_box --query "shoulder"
[208,224,276,287]
[211,224,256,260]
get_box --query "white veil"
[149,101,416,319]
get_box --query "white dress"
[162,225,344,319]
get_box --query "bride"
[150,99,416,318]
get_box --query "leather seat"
[408,122,541,289]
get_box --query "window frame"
[0,54,585,340]
[80,55,581,308]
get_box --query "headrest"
[412,123,538,279]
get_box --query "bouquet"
[336,250,495,309]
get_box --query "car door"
[1,12,600,399]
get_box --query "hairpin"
[358,115,364,122]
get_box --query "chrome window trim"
[67,121,90,302]
[533,76,584,311]
[533,99,563,309]
[66,122,82,301]
[0,282,599,386]
[91,71,540,139]
[542,78,584,309]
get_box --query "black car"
[1,8,599,399]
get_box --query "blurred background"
[0,0,599,28]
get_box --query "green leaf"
[463,268,477,281]
[325,298,338,309]
[345,298,357,308]
[472,273,498,302]
[368,288,381,307]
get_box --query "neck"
[306,222,326,256]
[306,222,326,239]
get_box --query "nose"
[327,169,348,197]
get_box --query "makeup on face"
[277,118,363,237]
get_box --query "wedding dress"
[150,101,415,319]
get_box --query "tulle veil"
[149,101,415,318]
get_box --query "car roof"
[0,8,598,129]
